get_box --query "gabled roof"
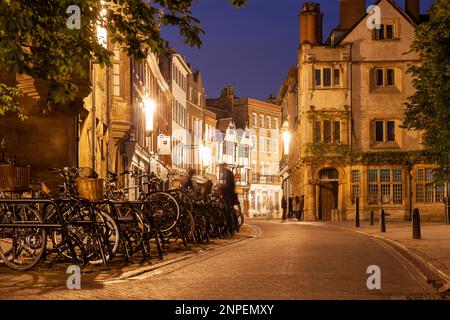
[336,0,422,46]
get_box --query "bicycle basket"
[76,178,104,202]
[0,164,16,191]
[15,165,30,190]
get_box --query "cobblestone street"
[0,220,446,300]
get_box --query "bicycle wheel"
[0,204,47,271]
[116,205,146,256]
[145,192,180,233]
[88,210,120,265]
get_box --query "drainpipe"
[75,113,80,168]
[349,44,353,153]
[106,59,111,175]
[91,61,96,172]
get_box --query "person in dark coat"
[298,195,305,221]
[281,196,287,221]
[220,167,237,235]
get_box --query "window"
[273,139,278,154]
[273,118,279,130]
[386,25,394,39]
[374,68,396,87]
[374,24,395,40]
[415,168,448,203]
[314,69,322,86]
[334,121,341,143]
[260,136,265,152]
[244,146,249,158]
[374,120,396,143]
[222,141,227,156]
[314,121,322,143]
[351,170,361,204]
[267,139,271,152]
[374,24,385,40]
[314,120,342,144]
[323,68,332,87]
[260,115,264,128]
[387,69,395,86]
[375,121,384,142]
[267,116,271,129]
[368,169,403,205]
[387,121,396,142]
[376,69,384,86]
[113,48,121,96]
[252,113,257,127]
[323,120,332,143]
[369,185,379,204]
[314,68,340,88]
[333,69,341,87]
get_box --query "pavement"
[0,224,256,291]
[2,219,450,299]
[279,217,450,292]
[0,220,447,300]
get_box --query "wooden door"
[319,182,338,221]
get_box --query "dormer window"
[374,23,397,40]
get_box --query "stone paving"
[0,225,255,291]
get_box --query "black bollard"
[412,208,421,239]
[380,209,386,233]
[370,210,374,226]
[355,198,360,227]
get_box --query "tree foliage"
[0,83,24,119]
[403,0,450,181]
[0,0,246,107]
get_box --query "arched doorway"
[318,168,339,221]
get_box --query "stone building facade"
[281,0,448,222]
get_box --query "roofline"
[337,0,418,46]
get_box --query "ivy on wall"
[303,142,435,167]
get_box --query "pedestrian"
[281,195,287,221]
[180,169,196,189]
[294,195,300,220]
[220,166,237,236]
[288,195,293,220]
[298,195,305,221]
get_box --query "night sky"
[161,0,435,101]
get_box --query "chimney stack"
[299,2,323,45]
[339,0,365,29]
[405,0,420,22]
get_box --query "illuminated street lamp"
[282,121,291,156]
[144,97,156,133]
[144,97,156,153]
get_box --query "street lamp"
[144,97,156,152]
[282,121,291,156]
[144,97,156,133]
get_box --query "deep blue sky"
[161,0,435,101]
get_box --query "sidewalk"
[0,224,255,290]
[309,219,450,287]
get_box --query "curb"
[341,226,450,292]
